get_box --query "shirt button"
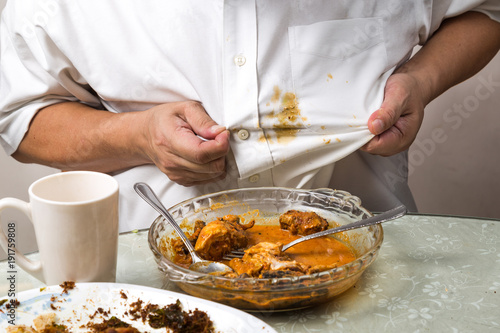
[237,129,250,140]
[233,54,246,67]
[248,174,260,183]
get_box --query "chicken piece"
[189,220,207,242]
[279,210,328,235]
[170,220,206,266]
[194,215,254,261]
[228,242,309,278]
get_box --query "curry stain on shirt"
[271,86,281,104]
[276,92,302,125]
[274,128,300,144]
[259,133,273,144]
[265,86,307,145]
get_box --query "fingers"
[162,156,228,187]
[174,118,230,165]
[367,78,408,136]
[183,103,228,140]
[362,73,424,156]
[146,101,231,186]
[361,117,412,156]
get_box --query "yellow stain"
[264,87,308,144]
[271,86,282,104]
[274,128,300,145]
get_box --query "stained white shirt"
[1,0,499,231]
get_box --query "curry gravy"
[244,225,356,267]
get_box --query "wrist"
[394,61,435,106]
[103,110,154,168]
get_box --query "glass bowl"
[148,187,383,312]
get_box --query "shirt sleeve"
[0,1,101,155]
[421,0,500,45]
[471,0,500,22]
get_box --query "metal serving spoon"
[225,204,407,259]
[281,204,407,252]
[134,182,234,275]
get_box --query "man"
[1,1,499,231]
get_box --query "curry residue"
[244,225,355,267]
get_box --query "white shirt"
[1,0,499,231]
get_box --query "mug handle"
[0,198,44,282]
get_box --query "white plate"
[0,283,276,332]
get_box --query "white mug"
[0,171,119,285]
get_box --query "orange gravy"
[245,225,356,267]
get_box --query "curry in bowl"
[166,210,357,279]
[148,187,383,311]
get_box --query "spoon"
[280,204,407,252]
[133,182,234,275]
[225,204,407,258]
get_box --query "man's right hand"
[13,101,230,187]
[143,101,230,186]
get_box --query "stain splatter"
[271,86,282,104]
[267,87,305,128]
[275,92,301,126]
[263,86,310,144]
[274,128,300,144]
[259,133,273,144]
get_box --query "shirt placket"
[222,0,274,187]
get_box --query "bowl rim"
[148,187,384,286]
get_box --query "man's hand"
[13,101,230,187]
[361,72,425,156]
[144,101,230,186]
[362,11,500,157]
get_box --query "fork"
[223,205,407,259]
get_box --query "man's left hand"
[361,72,426,156]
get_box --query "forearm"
[12,102,152,172]
[397,11,500,105]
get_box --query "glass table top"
[1,214,499,332]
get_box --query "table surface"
[1,213,499,332]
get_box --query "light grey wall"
[408,51,500,219]
[0,156,57,260]
[0,0,58,260]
